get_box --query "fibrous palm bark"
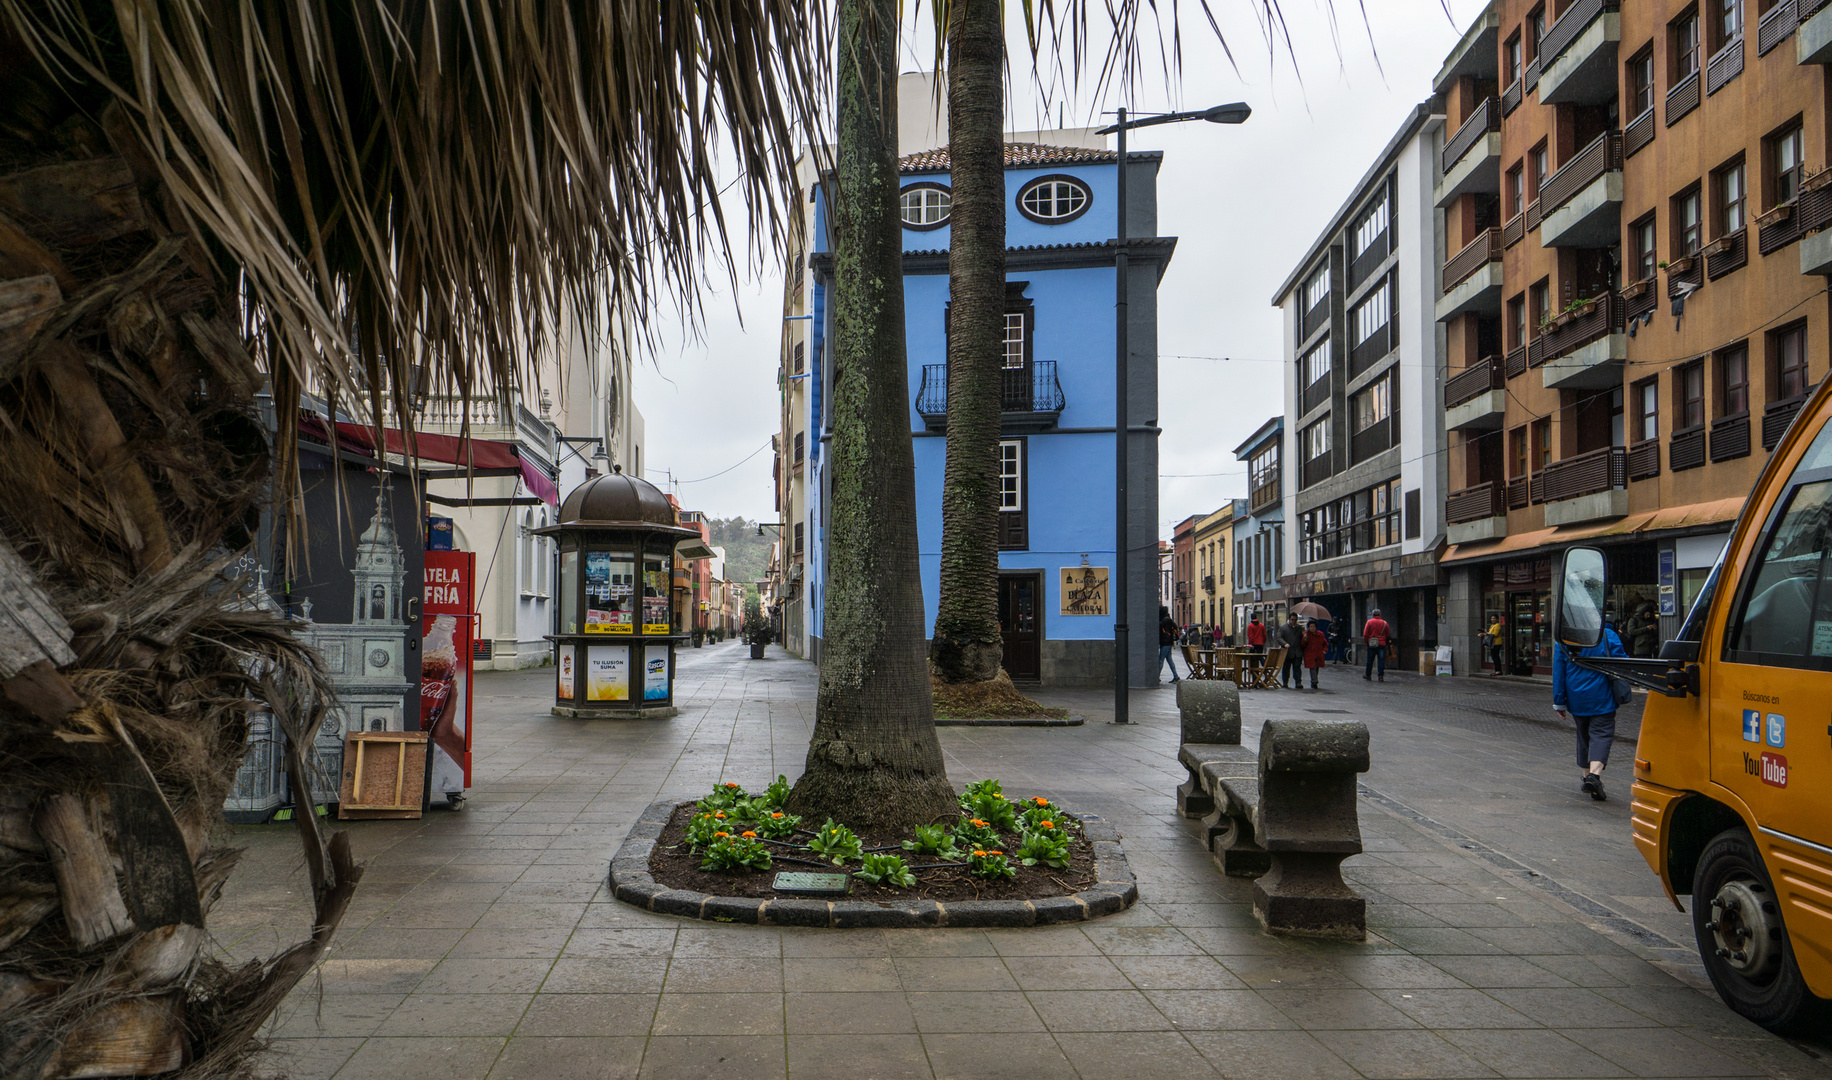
[929,0,1008,686]
[786,0,958,831]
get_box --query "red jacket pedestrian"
[1302,626,1329,668]
[1362,615,1391,647]
[1246,617,1267,648]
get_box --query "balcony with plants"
[1536,293,1627,391]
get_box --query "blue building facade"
[806,141,1173,686]
[1231,417,1286,631]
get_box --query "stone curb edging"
[608,799,1137,928]
[933,714,1084,727]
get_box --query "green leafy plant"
[755,809,802,839]
[959,778,1003,807]
[758,775,793,811]
[963,791,1019,831]
[901,824,961,859]
[1014,828,1072,869]
[806,819,864,864]
[697,781,749,813]
[1020,800,1075,833]
[955,817,1002,850]
[966,848,1016,880]
[684,812,726,851]
[853,852,917,888]
[701,833,773,872]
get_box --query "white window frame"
[1003,312,1027,369]
[1301,339,1331,386]
[1018,177,1090,221]
[899,185,952,226]
[1352,282,1390,346]
[999,440,1023,511]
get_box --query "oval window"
[1017,175,1092,223]
[899,183,952,229]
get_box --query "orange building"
[1436,0,1830,674]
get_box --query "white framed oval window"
[1017,175,1092,224]
[899,183,952,230]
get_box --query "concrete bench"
[1176,683,1370,940]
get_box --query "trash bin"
[1434,645,1454,677]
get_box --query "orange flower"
[713,831,729,839]
[714,812,726,819]
[972,850,987,857]
[988,850,1003,856]
[1033,797,1048,806]
[970,818,988,828]
[725,782,739,789]
[771,812,784,819]
[742,830,757,838]
[1039,821,1054,829]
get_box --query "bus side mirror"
[1555,547,1606,650]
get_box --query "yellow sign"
[642,624,671,635]
[1060,566,1110,616]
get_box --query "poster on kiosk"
[421,550,476,802]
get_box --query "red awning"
[300,417,559,505]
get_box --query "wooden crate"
[337,731,429,819]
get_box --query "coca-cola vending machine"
[422,550,476,803]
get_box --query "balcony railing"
[1706,37,1745,96]
[1443,98,1500,174]
[1444,228,1503,292]
[1526,197,1542,232]
[1175,581,1191,599]
[1349,233,1389,291]
[1507,475,1531,510]
[1503,214,1526,248]
[1446,355,1505,409]
[1524,57,1541,93]
[1501,78,1523,116]
[1628,440,1660,480]
[915,361,1065,429]
[1540,446,1626,503]
[1541,293,1626,363]
[1711,415,1752,462]
[1623,277,1659,323]
[1540,132,1622,218]
[1759,0,1799,54]
[1670,427,1707,471]
[1666,71,1700,126]
[1705,229,1748,279]
[1250,474,1282,513]
[1624,107,1655,159]
[1446,481,1506,524]
[1505,344,1528,379]
[1202,575,1216,595]
[1540,0,1619,70]
[1758,200,1803,254]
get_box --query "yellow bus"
[1556,379,1832,1033]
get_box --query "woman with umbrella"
[1290,601,1335,664]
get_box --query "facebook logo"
[1767,713,1786,748]
[1743,710,1762,743]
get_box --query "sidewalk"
[222,640,1831,1079]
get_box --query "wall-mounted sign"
[1060,566,1110,616]
[1658,548,1677,617]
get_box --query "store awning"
[300,417,558,505]
[1442,497,1744,565]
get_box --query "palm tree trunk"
[929,0,1008,686]
[786,0,956,832]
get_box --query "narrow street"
[212,643,1832,1080]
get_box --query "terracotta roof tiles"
[898,142,1124,173]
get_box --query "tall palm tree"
[0,1,819,1073]
[929,0,1010,688]
[786,0,961,830]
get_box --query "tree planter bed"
[610,797,1138,927]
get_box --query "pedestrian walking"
[1626,603,1659,658]
[1362,608,1391,682]
[1158,606,1182,682]
[1277,612,1305,688]
[1553,623,1629,801]
[1486,616,1506,675]
[1302,619,1329,689]
[1245,613,1267,654]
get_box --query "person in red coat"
[1245,613,1267,653]
[1301,620,1330,689]
[1363,608,1391,682]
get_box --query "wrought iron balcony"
[916,360,1066,432]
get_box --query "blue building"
[803,138,1174,687]
[1230,417,1286,630]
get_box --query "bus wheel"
[1692,828,1825,1032]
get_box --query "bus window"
[1725,418,1832,667]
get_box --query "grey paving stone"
[786,1034,932,1080]
[1441,1028,1633,1078]
[335,1035,508,1080]
[922,1032,1077,1080]
[636,1035,785,1080]
[1054,1031,1223,1080]
[784,990,916,1033]
[1142,989,1299,1031]
[1311,1029,1501,1079]
[487,1036,646,1079]
[1184,1030,1361,1080]
[651,991,784,1035]
[514,993,658,1037]
[907,990,1046,1033]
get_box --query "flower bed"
[611,778,1138,927]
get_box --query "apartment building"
[1192,503,1237,640]
[1272,105,1448,672]
[1171,515,1198,627]
[1436,0,1830,675]
[1232,418,1290,631]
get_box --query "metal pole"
[1113,110,1130,724]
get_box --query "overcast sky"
[632,0,1489,537]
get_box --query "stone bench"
[1176,682,1370,940]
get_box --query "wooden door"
[999,573,1042,683]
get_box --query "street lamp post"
[1097,102,1249,725]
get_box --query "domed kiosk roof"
[550,468,698,535]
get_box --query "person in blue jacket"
[1552,623,1629,801]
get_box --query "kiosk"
[539,468,697,718]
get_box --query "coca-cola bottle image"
[420,615,463,763]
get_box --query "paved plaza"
[224,640,1832,1079]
